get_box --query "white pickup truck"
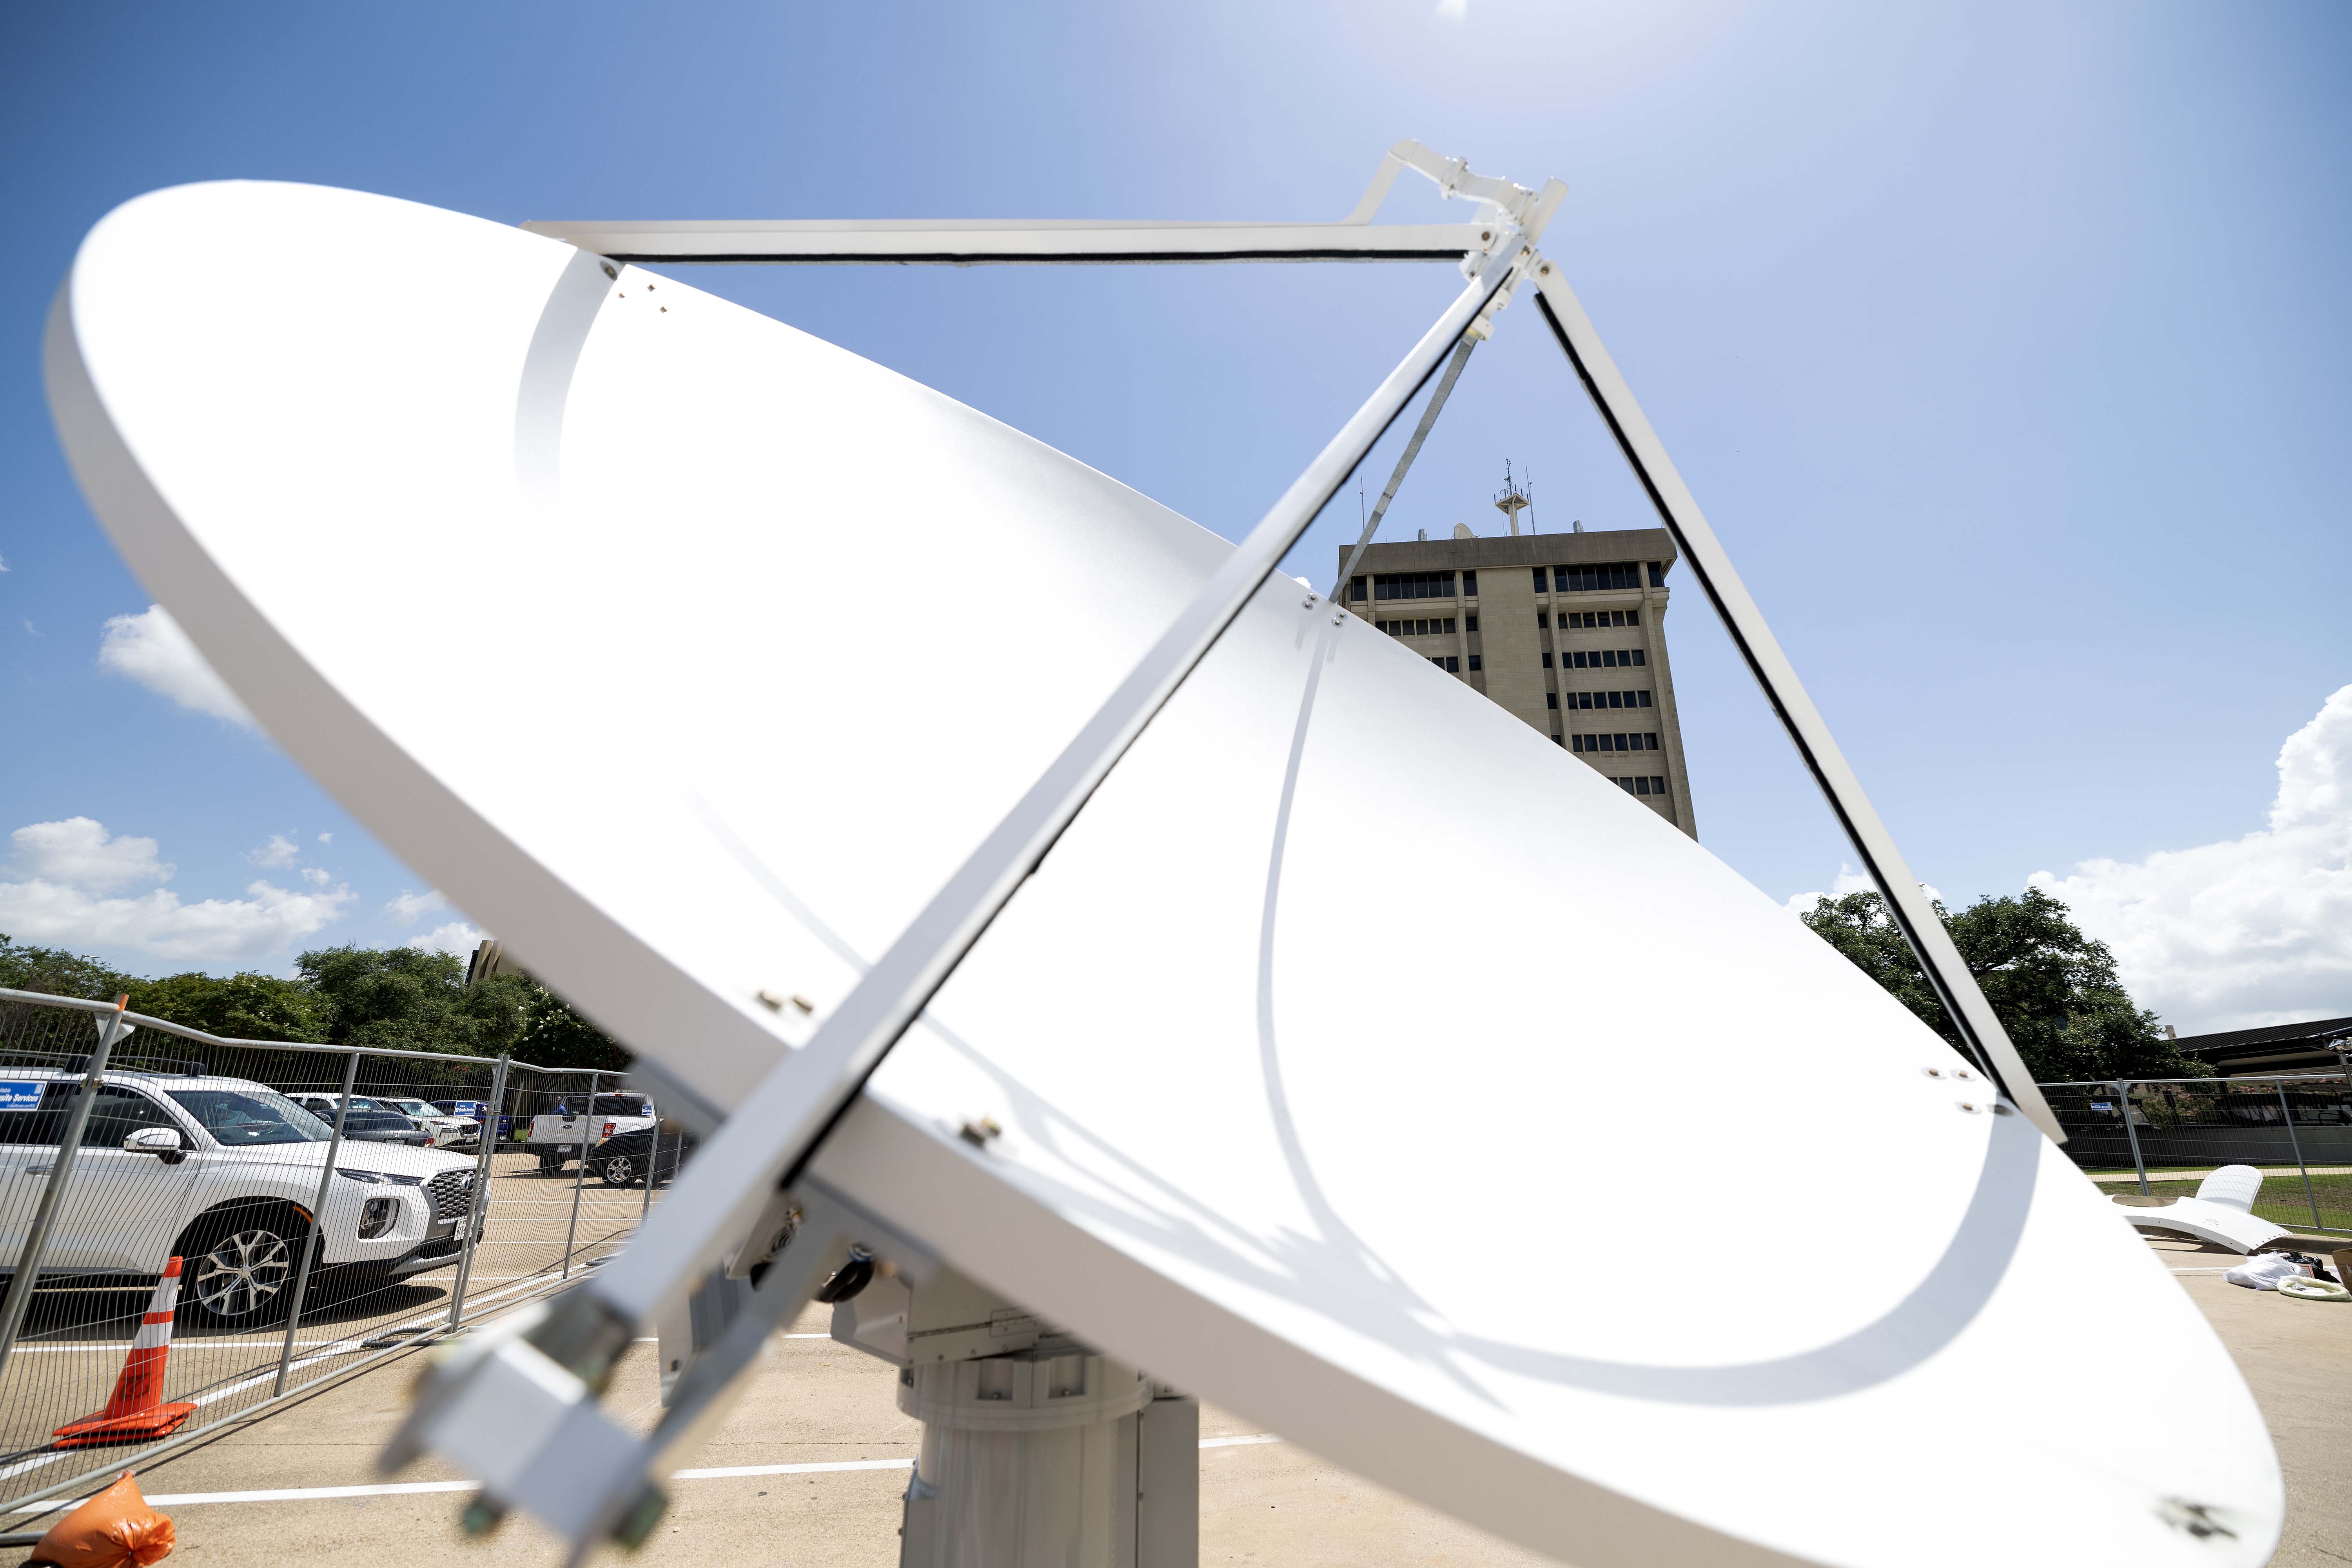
[524,1091,655,1171]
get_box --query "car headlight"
[358,1196,397,1239]
[337,1168,426,1185]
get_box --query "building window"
[1374,571,1455,601]
[1430,655,1460,673]
[1560,610,1640,630]
[1643,732,1658,750]
[1648,563,1667,587]
[1541,652,1552,668]
[1537,613,1549,629]
[1572,733,1655,754]
[1553,562,1642,592]
[1552,733,1564,746]
[1546,692,1558,710]
[1465,614,1479,632]
[1462,570,1477,597]
[1467,654,1481,671]
[1350,576,1367,602]
[1565,690,1655,710]
[1377,617,1458,637]
[1566,649,1646,669]
[1612,776,1668,795]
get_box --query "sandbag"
[2223,1254,2309,1291]
[20,1472,174,1568]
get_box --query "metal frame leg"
[2277,1079,2320,1232]
[447,1053,512,1331]
[563,1071,599,1278]
[1527,261,2062,1143]
[278,1048,360,1394]
[2117,1080,2148,1195]
[0,998,130,1386]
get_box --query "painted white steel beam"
[522,141,1555,267]
[1524,256,2064,1145]
[516,216,1496,266]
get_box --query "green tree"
[125,971,331,1042]
[296,944,534,1057]
[1797,886,2204,1083]
[510,984,632,1073]
[0,936,142,1002]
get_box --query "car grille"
[425,1168,476,1222]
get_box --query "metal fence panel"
[0,990,663,1517]
[2044,1073,2352,1235]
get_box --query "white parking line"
[10,1440,1286,1511]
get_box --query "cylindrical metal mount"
[897,1348,1154,1568]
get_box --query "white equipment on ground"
[2115,1164,2292,1254]
[45,145,2283,1568]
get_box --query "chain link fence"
[0,987,673,1518]
[2043,1073,2352,1235]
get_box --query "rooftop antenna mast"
[1493,459,1532,537]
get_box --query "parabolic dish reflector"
[46,181,2280,1568]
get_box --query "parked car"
[286,1093,434,1148]
[432,1100,515,1143]
[525,1092,657,1171]
[0,1068,479,1326]
[588,1121,695,1188]
[371,1096,477,1150]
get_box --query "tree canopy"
[1795,886,2204,1083]
[0,931,626,1069]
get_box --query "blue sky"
[3,2,2348,1031]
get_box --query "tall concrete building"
[1339,522,1696,836]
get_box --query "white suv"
[0,1068,481,1327]
[375,1096,478,1149]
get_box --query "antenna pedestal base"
[835,1266,1200,1568]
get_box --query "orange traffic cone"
[53,1257,198,1448]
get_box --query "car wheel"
[181,1212,306,1326]
[600,1154,638,1189]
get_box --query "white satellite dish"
[46,177,2279,1567]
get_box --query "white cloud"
[2031,684,2352,1035]
[316,833,333,845]
[408,921,485,958]
[9,818,172,894]
[385,889,449,926]
[249,833,300,869]
[0,554,9,571]
[1434,0,1467,19]
[96,605,254,728]
[300,867,331,887]
[1784,864,1942,916]
[0,817,350,965]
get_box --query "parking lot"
[0,1151,657,1508]
[10,1233,2344,1567]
